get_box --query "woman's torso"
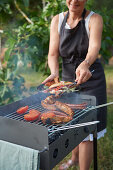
[58,10,107,132]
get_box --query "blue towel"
[0,140,40,170]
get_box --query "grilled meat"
[45,80,55,87]
[49,81,73,89]
[41,96,74,116]
[41,100,56,110]
[41,111,72,124]
[66,102,87,110]
[55,101,74,116]
[45,77,59,87]
[51,115,72,124]
[43,95,55,104]
[41,112,55,124]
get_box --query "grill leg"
[93,131,97,170]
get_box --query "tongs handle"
[67,81,78,89]
[60,70,94,89]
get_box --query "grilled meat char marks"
[41,111,72,124]
[41,100,56,110]
[41,96,74,116]
[44,95,56,104]
[41,95,87,124]
[66,102,87,110]
[55,101,74,117]
[41,96,73,124]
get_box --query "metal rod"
[88,102,113,111]
[49,121,99,132]
[52,121,99,130]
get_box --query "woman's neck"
[68,8,84,20]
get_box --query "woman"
[42,0,107,169]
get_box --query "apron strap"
[82,8,87,19]
[60,9,86,34]
[60,11,69,35]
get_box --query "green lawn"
[22,65,113,170]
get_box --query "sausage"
[66,102,87,109]
[52,110,68,116]
[49,81,72,89]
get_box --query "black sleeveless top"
[59,9,107,132]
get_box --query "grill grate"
[2,94,95,145]
[4,102,92,134]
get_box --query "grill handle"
[88,101,113,111]
[49,121,99,132]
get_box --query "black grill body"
[0,92,97,170]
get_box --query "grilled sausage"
[52,110,68,116]
[66,102,87,109]
[49,81,72,89]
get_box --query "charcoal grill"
[0,92,99,170]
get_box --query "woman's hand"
[42,73,59,84]
[75,61,92,85]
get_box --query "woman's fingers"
[42,74,56,84]
[76,70,92,85]
[80,72,92,84]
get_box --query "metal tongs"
[58,69,95,90]
[37,70,94,94]
[54,69,95,96]
[49,121,99,132]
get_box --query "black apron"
[59,9,107,132]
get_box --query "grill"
[0,92,98,170]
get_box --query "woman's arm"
[42,15,60,84]
[75,13,103,85]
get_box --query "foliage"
[99,8,113,63]
[86,1,113,63]
[0,56,26,106]
[0,0,67,105]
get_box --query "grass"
[22,65,113,170]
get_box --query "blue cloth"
[0,140,40,170]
